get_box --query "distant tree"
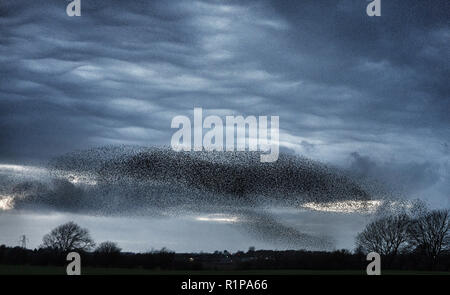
[41,221,95,252]
[95,241,122,255]
[159,247,171,253]
[356,214,411,256]
[407,209,450,262]
[94,241,122,266]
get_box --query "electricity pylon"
[19,235,28,249]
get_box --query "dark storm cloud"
[0,1,449,201]
[348,152,440,194]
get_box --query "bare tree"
[41,221,95,252]
[407,209,450,260]
[356,214,411,256]
[95,241,122,254]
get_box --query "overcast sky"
[0,0,449,207]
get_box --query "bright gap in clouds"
[195,214,240,223]
[302,200,382,213]
[0,195,14,211]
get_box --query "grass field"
[1,265,449,275]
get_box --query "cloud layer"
[0,1,449,203]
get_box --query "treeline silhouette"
[1,206,449,272]
[1,245,450,271]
